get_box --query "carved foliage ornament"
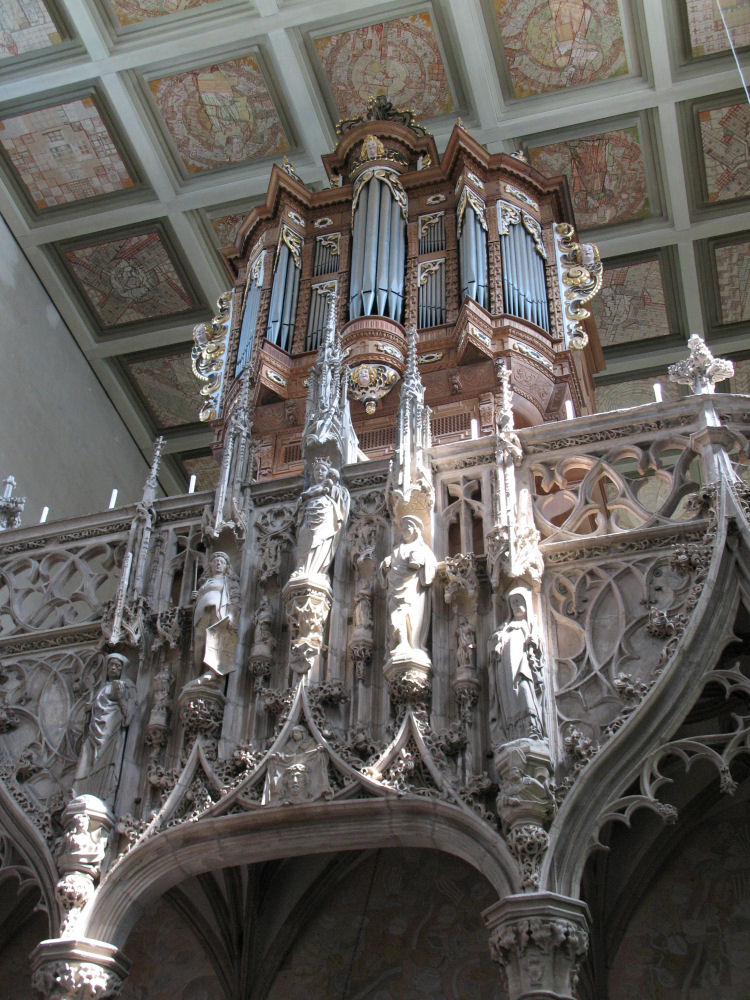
[456,186,488,237]
[668,334,734,395]
[192,291,232,422]
[553,222,603,350]
[351,168,408,224]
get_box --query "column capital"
[483,892,590,1000]
[31,938,130,1000]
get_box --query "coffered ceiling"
[1,0,749,493]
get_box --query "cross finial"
[667,334,734,395]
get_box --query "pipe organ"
[209,102,604,476]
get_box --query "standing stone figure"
[380,515,437,662]
[489,589,545,742]
[74,652,136,803]
[192,550,240,679]
[293,457,349,579]
[250,595,276,658]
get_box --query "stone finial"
[141,436,164,506]
[0,475,25,531]
[302,290,358,468]
[386,328,434,532]
[667,334,734,395]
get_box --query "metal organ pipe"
[278,249,300,352]
[235,271,262,375]
[349,171,406,322]
[388,196,405,320]
[265,244,289,347]
[459,203,488,309]
[498,203,550,333]
[376,182,392,315]
[348,185,367,317]
[361,177,382,316]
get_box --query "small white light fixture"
[470,418,479,439]
[108,489,118,509]
[39,506,49,524]
[653,382,663,403]
[188,475,197,494]
[564,399,575,420]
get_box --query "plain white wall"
[0,214,151,526]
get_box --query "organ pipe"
[457,188,488,309]
[234,251,264,376]
[498,201,549,332]
[349,168,407,321]
[266,227,303,352]
[306,281,337,352]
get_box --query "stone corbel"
[495,742,555,891]
[54,796,114,936]
[31,938,130,1000]
[282,576,333,675]
[484,892,590,1000]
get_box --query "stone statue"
[293,457,349,579]
[262,725,333,805]
[489,589,545,742]
[192,551,240,679]
[250,595,276,659]
[352,576,374,631]
[74,653,136,803]
[380,515,437,663]
[456,615,476,675]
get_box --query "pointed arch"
[0,779,59,937]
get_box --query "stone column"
[484,892,589,1000]
[31,939,130,1000]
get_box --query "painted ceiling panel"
[181,453,220,489]
[698,100,750,203]
[715,240,750,323]
[0,99,133,209]
[107,0,226,27]
[123,345,203,430]
[732,358,750,393]
[685,0,750,57]
[63,231,196,328]
[527,125,649,228]
[148,55,289,174]
[595,376,681,413]
[209,210,250,247]
[493,0,627,98]
[0,0,61,57]
[590,258,671,347]
[315,11,454,122]
[124,350,204,428]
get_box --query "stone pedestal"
[484,893,589,1000]
[178,684,225,752]
[31,939,130,1000]
[282,574,332,675]
[495,740,554,890]
[55,797,114,936]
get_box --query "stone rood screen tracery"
[17,115,749,1000]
